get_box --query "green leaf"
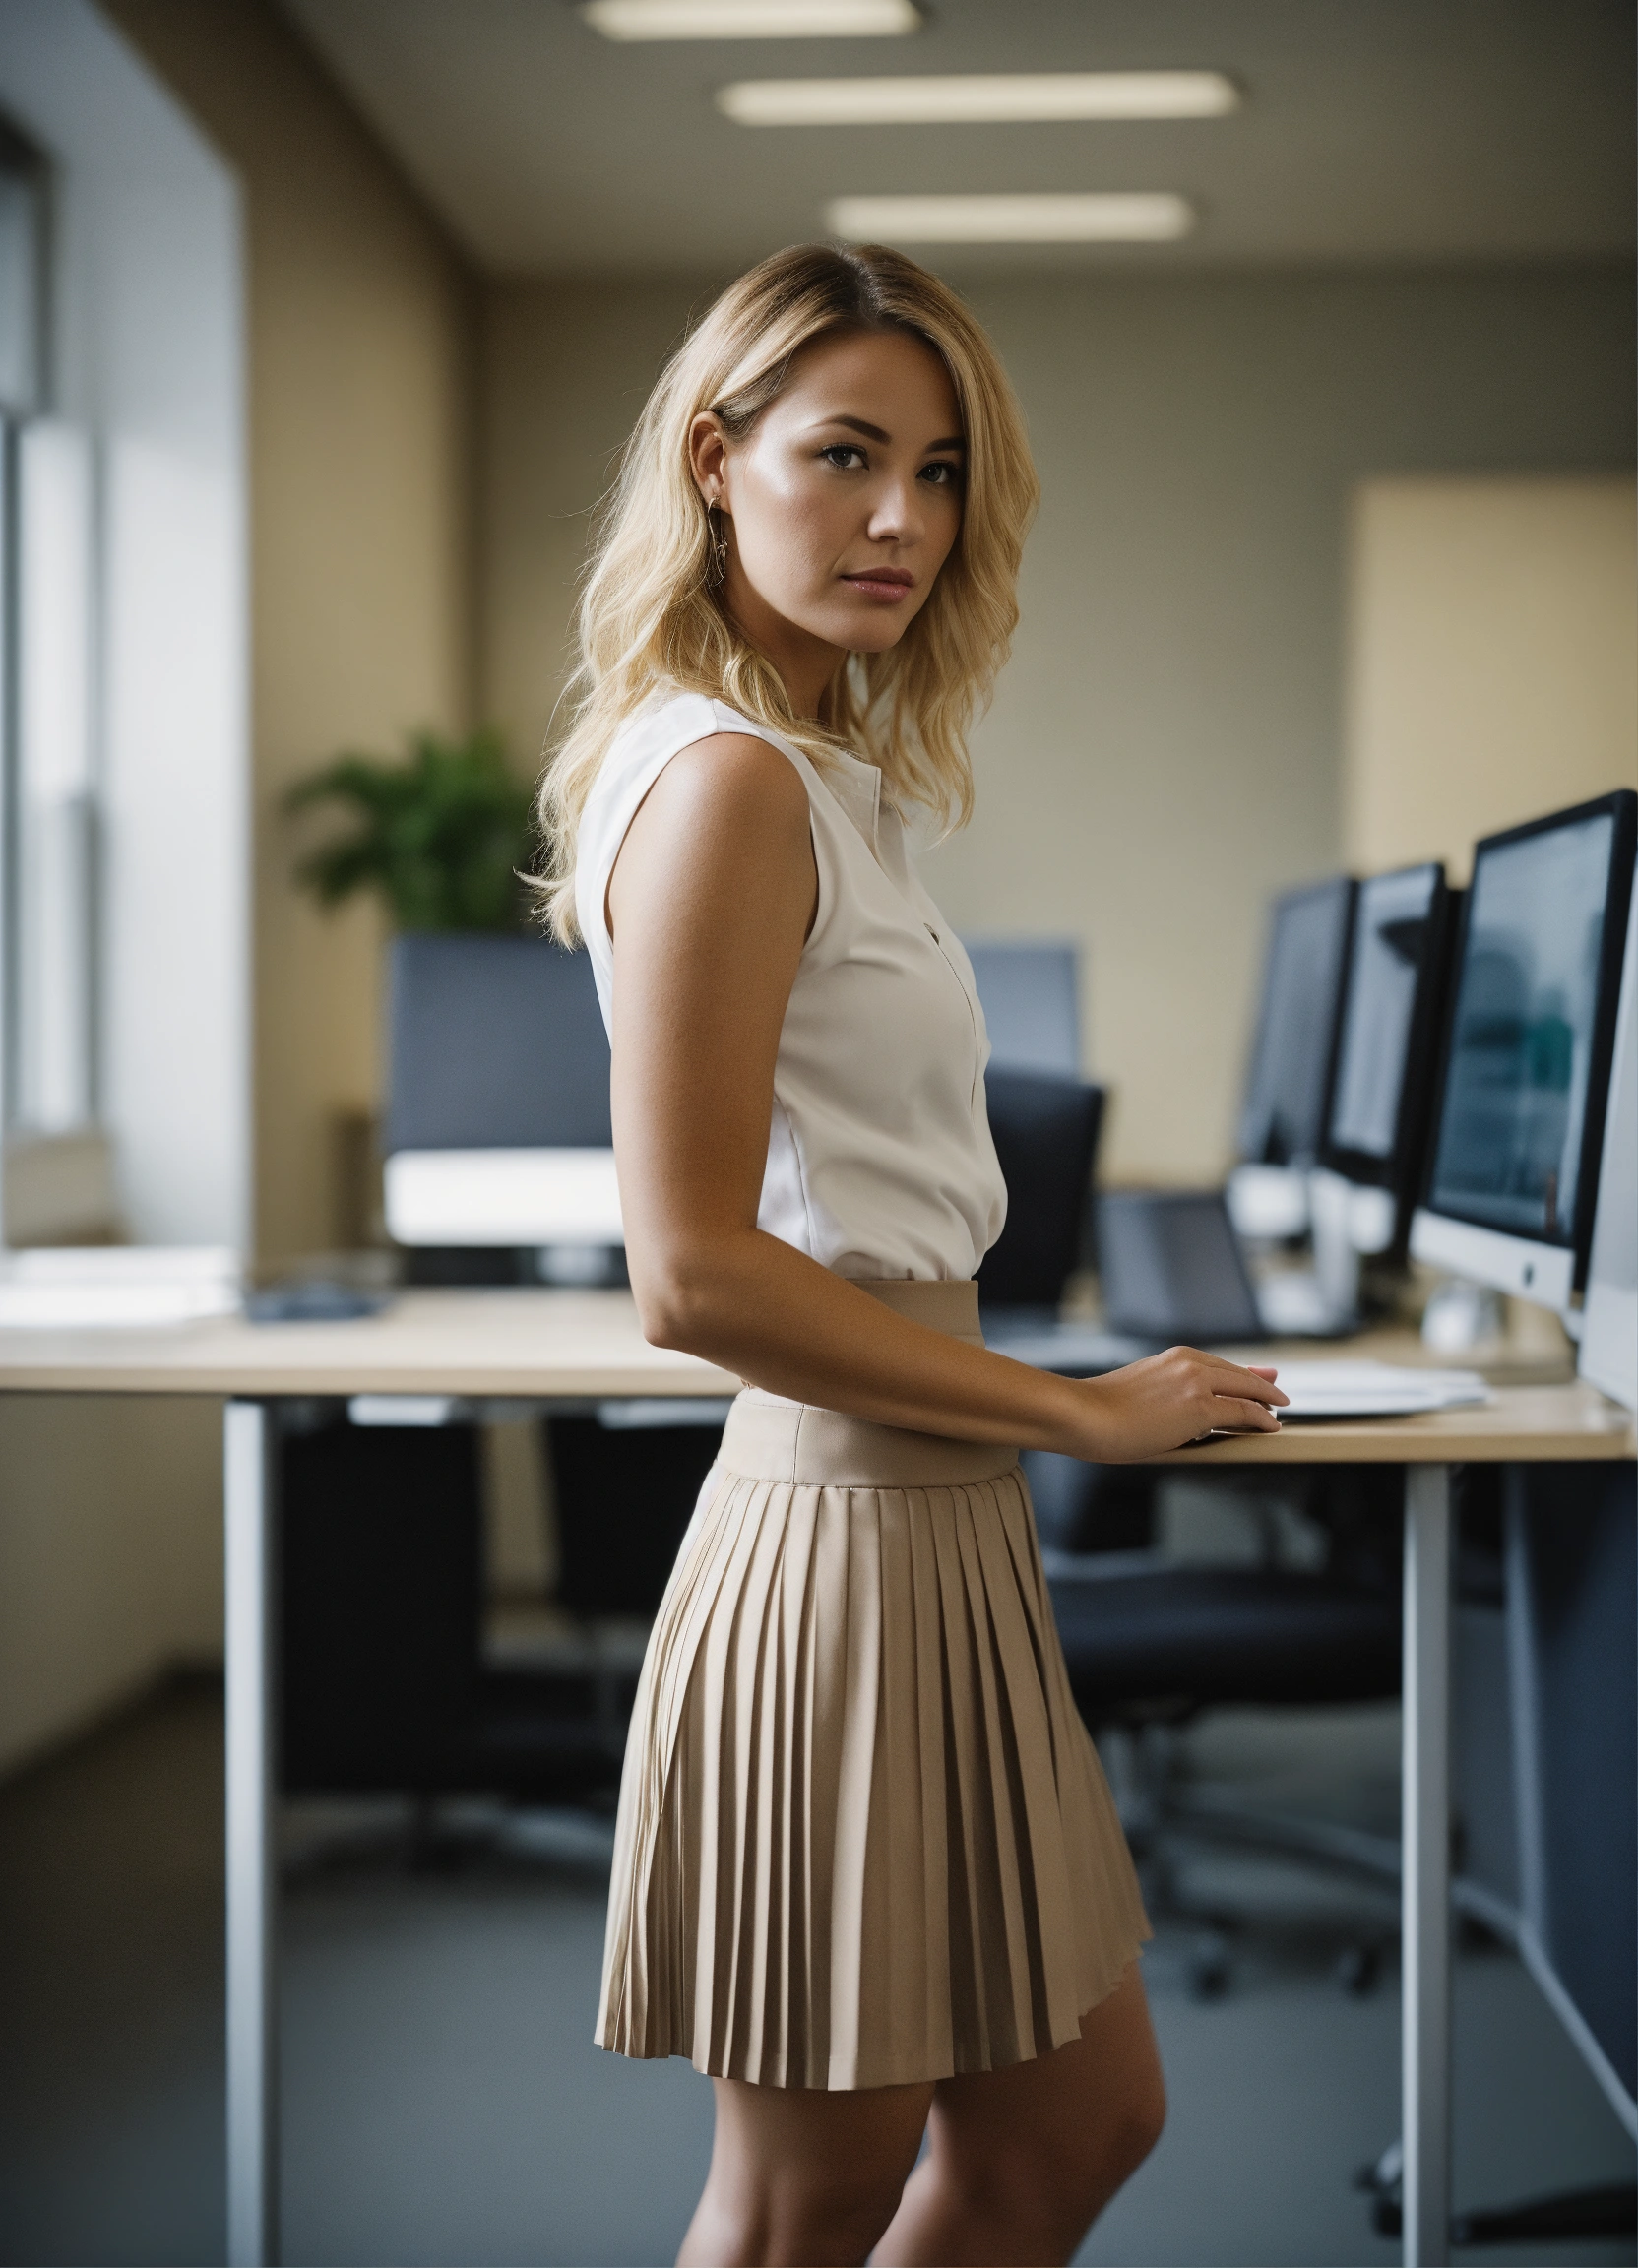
[284,727,537,932]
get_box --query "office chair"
[1046,1462,1575,2005]
[971,1085,1400,1990]
[976,1070,1104,1313]
[1043,1459,1403,1990]
[279,1412,622,1810]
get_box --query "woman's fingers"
[1155,1346,1286,1406]
[1201,1357,1287,1406]
[1085,1346,1289,1460]
[1210,1395,1284,1431]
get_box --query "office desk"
[0,1291,1629,2268]
[1151,1368,1632,2267]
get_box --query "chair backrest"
[384,933,610,1155]
[977,1071,1104,1310]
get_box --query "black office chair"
[1042,1460,1405,1994]
[279,1413,621,1809]
[976,1069,1104,1314]
[972,1083,1399,1987]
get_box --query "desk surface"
[0,1287,1629,1463]
[0,1289,738,1400]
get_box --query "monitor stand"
[1246,1168,1390,1339]
[1420,1277,1505,1353]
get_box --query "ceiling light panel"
[582,0,920,39]
[721,72,1238,126]
[825,192,1196,243]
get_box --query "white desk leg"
[225,1401,279,2267]
[1403,1463,1453,2268]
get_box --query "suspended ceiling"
[276,0,1635,277]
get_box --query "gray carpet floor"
[1,1679,1631,2268]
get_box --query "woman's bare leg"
[677,2072,934,2268]
[871,1963,1166,2267]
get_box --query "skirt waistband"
[721,1277,1017,1488]
[851,1276,985,1345]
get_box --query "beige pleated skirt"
[595,1279,1150,2091]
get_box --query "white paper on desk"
[1271,1362,1490,1420]
[0,1246,241,1327]
[0,1282,240,1327]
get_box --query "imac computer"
[1411,789,1637,1317]
[1578,885,1636,1409]
[1226,874,1355,1318]
[382,934,622,1274]
[1246,864,1457,1334]
[1304,860,1460,1314]
[1235,875,1358,1172]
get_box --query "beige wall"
[481,266,1635,1181]
[1345,476,1638,880]
[480,278,713,765]
[0,1396,221,1776]
[105,0,478,1266]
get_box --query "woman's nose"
[865,474,922,541]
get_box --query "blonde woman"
[539,242,1286,2267]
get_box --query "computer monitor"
[1580,887,1636,1410]
[1318,861,1458,1251]
[382,934,621,1250]
[1236,876,1357,1168]
[1097,1189,1264,1346]
[1412,789,1637,1312]
[962,940,1080,1076]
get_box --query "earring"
[706,500,729,587]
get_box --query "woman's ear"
[688,410,728,508]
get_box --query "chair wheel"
[1187,1931,1231,2000]
[1337,1940,1385,1996]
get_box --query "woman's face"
[691,327,965,702]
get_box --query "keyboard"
[1271,1363,1489,1420]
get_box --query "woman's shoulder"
[598,687,805,782]
[576,689,814,935]
[598,686,720,781]
[591,692,818,834]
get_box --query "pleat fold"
[596,1397,1150,2091]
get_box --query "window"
[1,119,100,1151]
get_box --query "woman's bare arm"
[607,733,1286,1462]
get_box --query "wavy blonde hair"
[536,241,1039,942]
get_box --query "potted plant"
[286,726,536,933]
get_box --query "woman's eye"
[820,444,866,470]
[921,460,963,487]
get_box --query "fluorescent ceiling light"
[825,192,1195,243]
[721,71,1237,126]
[582,0,920,39]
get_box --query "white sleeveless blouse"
[576,691,1007,1283]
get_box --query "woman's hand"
[1069,1349,1288,1462]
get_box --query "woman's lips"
[842,570,914,601]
